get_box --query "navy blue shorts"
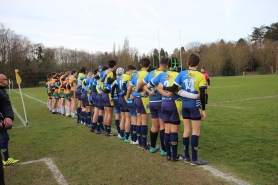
[114,98,120,114]
[150,101,162,119]
[76,87,82,100]
[119,96,129,112]
[102,93,113,107]
[182,107,201,120]
[127,98,136,116]
[96,94,104,110]
[134,97,146,114]
[92,92,97,107]
[161,100,180,125]
[81,91,90,107]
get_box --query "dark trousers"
[0,153,4,185]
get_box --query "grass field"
[4,75,278,185]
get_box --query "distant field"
[4,75,278,185]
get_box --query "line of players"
[46,53,209,165]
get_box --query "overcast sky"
[1,0,277,55]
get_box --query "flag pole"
[179,30,183,69]
[158,29,161,62]
[15,69,28,125]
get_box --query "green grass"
[4,75,278,184]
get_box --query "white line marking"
[212,84,248,88]
[12,90,250,185]
[211,95,278,104]
[201,165,250,185]
[11,125,32,129]
[207,104,246,109]
[16,158,68,185]
[12,90,47,105]
[12,106,27,126]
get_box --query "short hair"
[127,65,136,71]
[93,69,98,75]
[201,67,205,70]
[140,58,150,68]
[108,60,117,68]
[187,54,200,67]
[71,69,77,75]
[80,67,86,73]
[160,57,169,65]
[102,66,109,71]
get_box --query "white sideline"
[207,104,246,109]
[201,165,250,185]
[12,106,28,126]
[13,91,250,185]
[211,95,278,104]
[212,84,248,88]
[12,90,47,105]
[17,158,68,185]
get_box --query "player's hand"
[134,88,139,92]
[140,91,146,97]
[197,94,200,99]
[165,92,173,98]
[105,69,111,75]
[130,95,134,99]
[98,91,103,95]
[4,118,13,128]
[201,111,206,121]
[110,98,114,102]
[149,91,155,96]
[207,85,210,89]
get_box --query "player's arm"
[135,80,147,92]
[157,82,173,97]
[163,84,178,92]
[126,83,134,99]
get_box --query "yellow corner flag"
[15,69,22,84]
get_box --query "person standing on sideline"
[201,67,210,104]
[0,74,19,185]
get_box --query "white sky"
[1,0,277,55]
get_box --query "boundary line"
[212,84,248,88]
[12,106,28,126]
[211,95,278,104]
[207,104,246,109]
[12,91,250,185]
[16,158,68,185]
[201,166,250,185]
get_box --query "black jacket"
[0,86,14,121]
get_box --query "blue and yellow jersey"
[151,71,180,101]
[77,73,85,87]
[81,76,88,92]
[174,69,206,108]
[143,70,164,102]
[100,70,114,90]
[130,70,148,92]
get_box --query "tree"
[250,25,266,49]
[264,22,278,42]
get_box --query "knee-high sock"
[1,142,9,161]
[150,131,158,148]
[170,133,178,159]
[141,125,148,147]
[136,126,142,145]
[191,135,199,161]
[160,129,166,151]
[164,133,171,157]
[183,137,190,159]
